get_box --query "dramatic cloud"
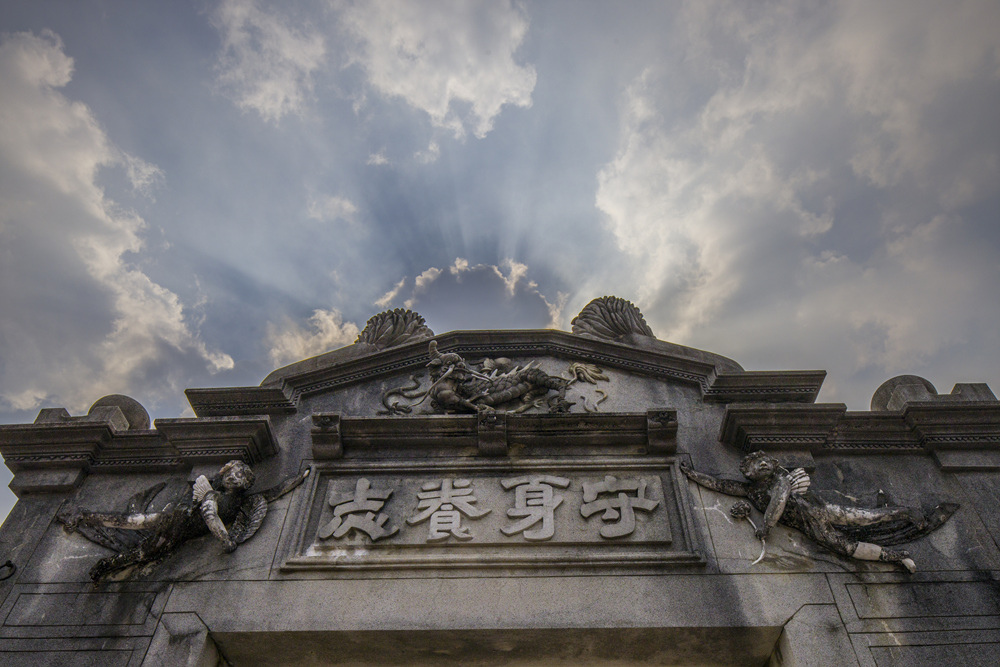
[596,0,1000,400]
[2,0,998,526]
[338,0,537,138]
[0,31,233,414]
[267,308,360,366]
[213,0,326,122]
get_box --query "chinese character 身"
[318,478,398,541]
[500,475,571,541]
[580,475,659,538]
[407,478,490,542]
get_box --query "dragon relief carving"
[57,461,308,582]
[381,341,610,415]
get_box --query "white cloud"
[414,141,440,164]
[594,0,1000,405]
[367,150,389,166]
[122,154,164,197]
[404,266,443,308]
[267,308,360,366]
[0,31,233,414]
[212,0,326,122]
[540,291,569,331]
[413,266,442,291]
[306,194,357,223]
[492,258,528,297]
[374,277,406,307]
[338,0,536,138]
[450,257,470,275]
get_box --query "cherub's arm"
[758,475,792,540]
[200,491,237,553]
[679,461,751,497]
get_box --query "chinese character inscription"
[407,478,491,542]
[580,475,660,538]
[319,477,398,541]
[500,475,571,541]
[312,472,668,547]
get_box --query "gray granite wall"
[0,327,998,666]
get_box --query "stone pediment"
[187,328,825,418]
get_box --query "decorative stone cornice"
[720,401,1000,470]
[310,410,676,459]
[0,413,280,495]
[184,387,296,417]
[152,417,278,465]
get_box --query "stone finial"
[871,374,997,411]
[88,394,150,430]
[870,375,937,411]
[571,296,654,341]
[355,309,434,350]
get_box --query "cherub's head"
[739,451,778,481]
[218,460,255,492]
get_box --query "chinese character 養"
[407,478,490,542]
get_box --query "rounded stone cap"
[88,394,150,430]
[871,375,937,411]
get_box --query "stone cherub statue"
[680,451,958,572]
[58,461,308,582]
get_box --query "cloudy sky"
[1,0,998,518]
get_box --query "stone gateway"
[1,296,998,665]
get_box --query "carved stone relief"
[287,461,700,573]
[380,341,610,415]
[571,296,654,341]
[355,308,434,350]
[57,461,308,581]
[681,451,958,572]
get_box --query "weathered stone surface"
[1,301,999,664]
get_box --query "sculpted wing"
[837,502,960,546]
[788,469,811,496]
[58,482,168,552]
[229,494,268,544]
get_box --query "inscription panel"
[282,458,701,572]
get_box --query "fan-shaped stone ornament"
[356,309,434,350]
[571,296,654,341]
